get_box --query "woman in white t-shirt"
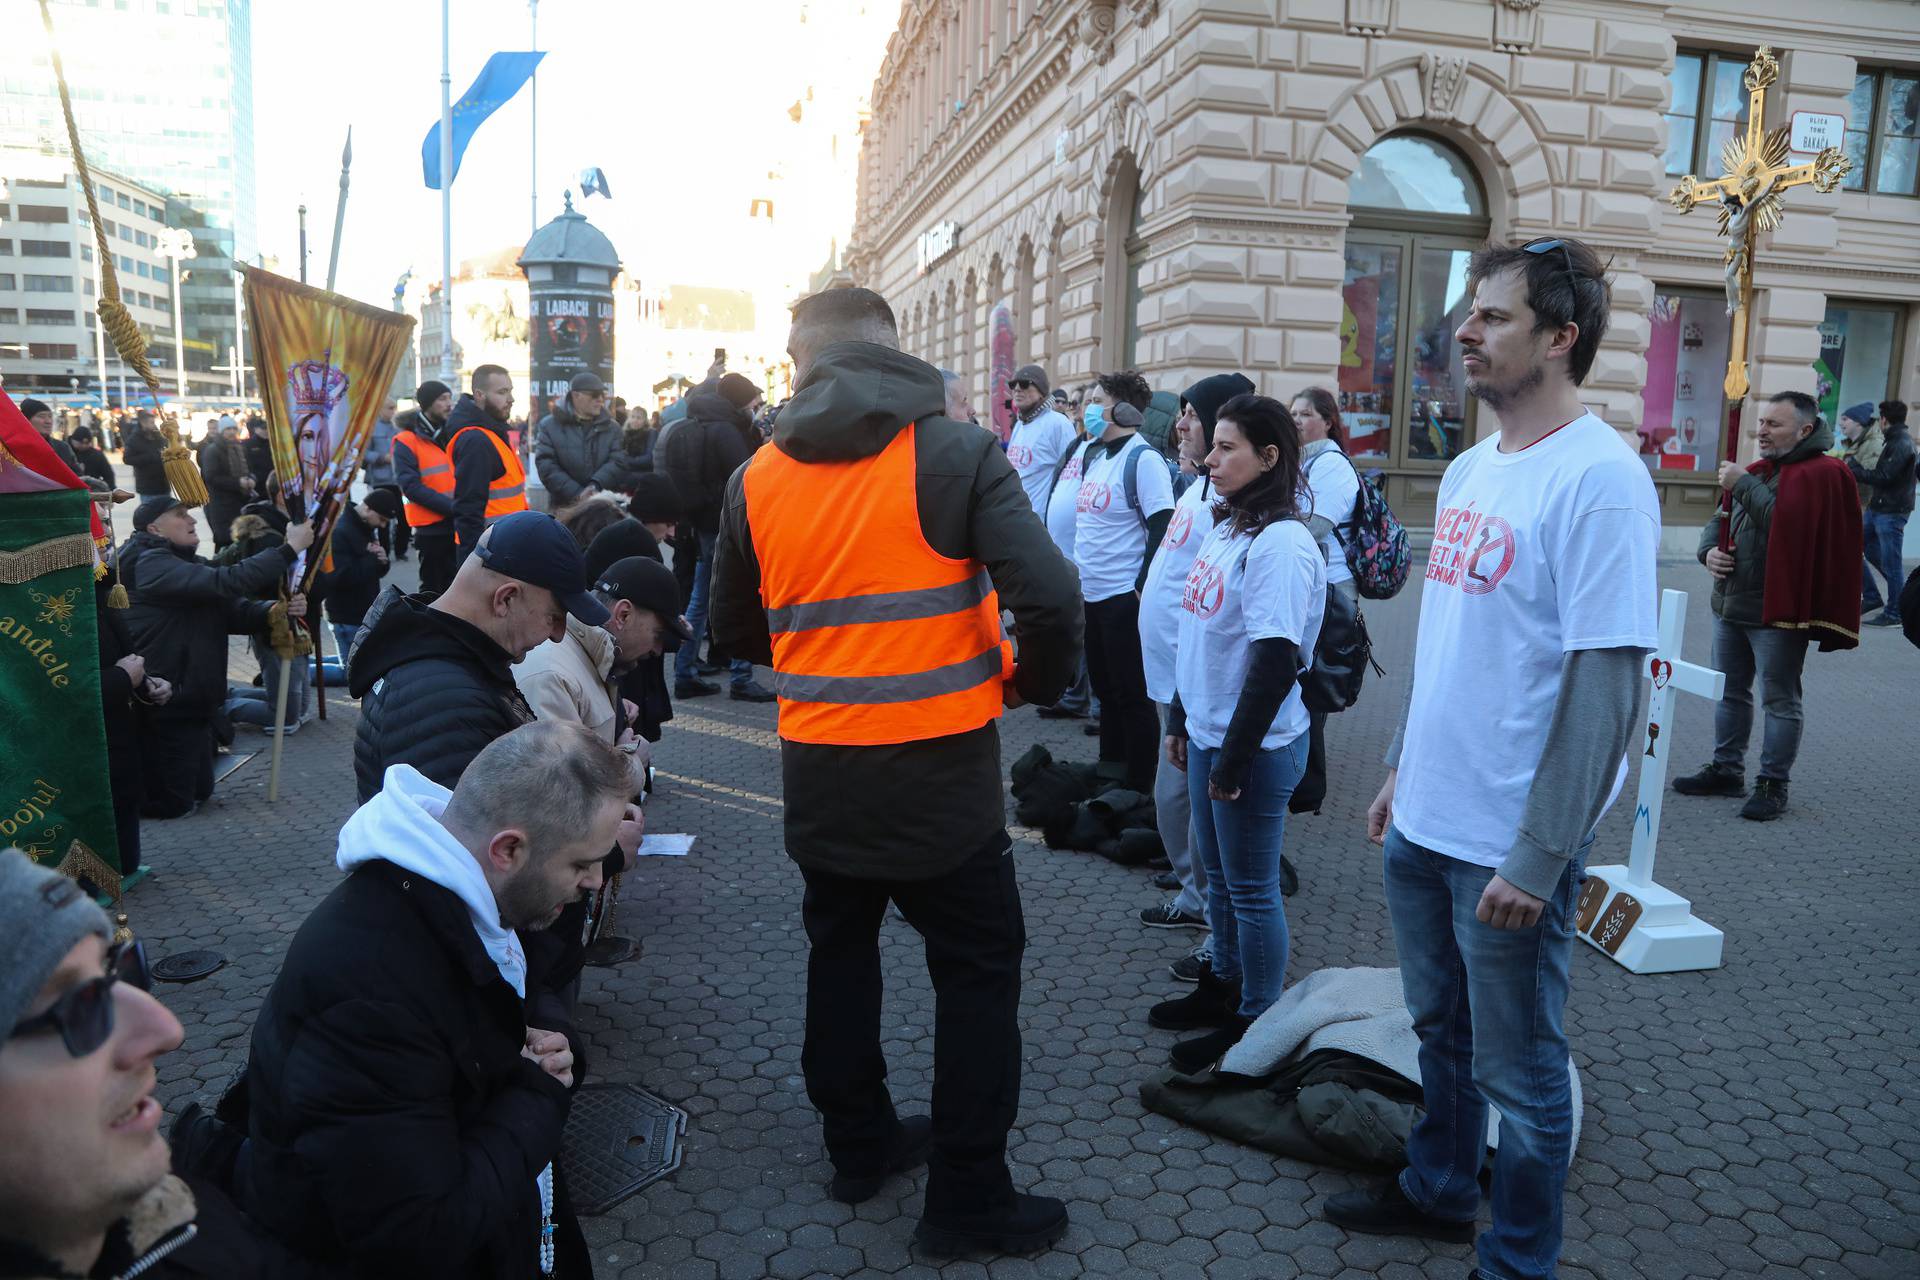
[1153,394,1326,1073]
[1290,386,1361,817]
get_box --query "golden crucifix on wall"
[1668,46,1851,400]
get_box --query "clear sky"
[251,0,898,307]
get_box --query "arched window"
[1340,133,1492,497]
[1100,153,1144,369]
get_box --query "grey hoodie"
[711,341,1083,879]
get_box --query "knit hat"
[414,380,452,410]
[0,848,112,1039]
[1181,373,1257,447]
[626,473,685,525]
[361,488,404,521]
[1841,402,1876,429]
[717,373,761,409]
[1013,364,1050,395]
[585,518,663,581]
[18,398,50,421]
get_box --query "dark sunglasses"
[1522,238,1587,295]
[1008,379,1036,391]
[7,939,151,1059]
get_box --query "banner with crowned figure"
[241,268,417,594]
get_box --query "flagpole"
[325,127,351,293]
[439,0,455,382]
[530,0,539,237]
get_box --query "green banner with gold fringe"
[0,487,119,877]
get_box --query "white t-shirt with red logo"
[1007,408,1079,516]
[1139,477,1214,704]
[1044,442,1090,557]
[1174,517,1325,753]
[1072,433,1176,603]
[1394,412,1661,870]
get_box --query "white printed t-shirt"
[1044,442,1090,557]
[1138,477,1213,704]
[1007,408,1079,516]
[1073,433,1175,603]
[1174,517,1325,753]
[1300,447,1360,586]
[1394,412,1661,870]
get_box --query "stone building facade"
[846,0,1920,529]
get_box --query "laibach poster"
[242,268,416,594]
[529,291,615,427]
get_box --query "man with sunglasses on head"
[0,849,343,1278]
[1327,237,1659,1280]
[1004,365,1077,517]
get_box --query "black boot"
[1321,1173,1476,1242]
[914,1193,1069,1257]
[1672,762,1745,797]
[1147,966,1240,1031]
[829,1114,931,1204]
[1169,1015,1252,1075]
[1739,778,1789,821]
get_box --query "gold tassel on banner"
[37,0,207,508]
[267,598,314,662]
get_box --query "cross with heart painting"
[1576,589,1728,973]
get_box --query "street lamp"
[157,228,197,403]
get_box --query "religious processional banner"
[0,391,119,876]
[242,268,416,595]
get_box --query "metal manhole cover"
[152,950,226,983]
[561,1083,687,1216]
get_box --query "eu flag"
[421,51,546,190]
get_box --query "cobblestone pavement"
[123,542,1918,1280]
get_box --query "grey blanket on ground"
[1141,966,1582,1166]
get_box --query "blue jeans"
[1861,511,1907,619]
[312,623,356,683]
[675,528,753,688]
[1384,826,1587,1280]
[1710,617,1809,782]
[1187,734,1306,1020]
[226,634,310,726]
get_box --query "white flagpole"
[439,0,455,381]
[530,0,539,237]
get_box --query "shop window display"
[1640,292,1731,472]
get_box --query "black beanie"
[626,473,685,525]
[1180,373,1257,448]
[414,380,451,410]
[585,518,663,580]
[718,373,761,409]
[18,398,50,422]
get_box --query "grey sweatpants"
[1154,700,1208,917]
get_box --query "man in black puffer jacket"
[117,496,314,818]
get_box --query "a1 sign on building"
[1790,111,1847,155]
[917,221,960,275]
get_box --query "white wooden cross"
[1577,589,1727,973]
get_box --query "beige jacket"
[513,614,649,790]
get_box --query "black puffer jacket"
[533,397,644,505]
[1849,422,1916,515]
[347,586,533,803]
[116,532,292,717]
[317,505,389,627]
[657,389,753,534]
[233,860,586,1280]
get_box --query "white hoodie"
[335,764,527,997]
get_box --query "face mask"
[1082,403,1106,435]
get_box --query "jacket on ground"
[534,398,644,505]
[710,341,1082,880]
[116,532,292,716]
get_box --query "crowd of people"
[4,232,1916,1279]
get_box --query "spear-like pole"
[326,127,352,293]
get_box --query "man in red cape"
[1673,390,1861,822]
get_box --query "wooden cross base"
[1574,866,1724,974]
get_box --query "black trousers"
[415,531,456,597]
[798,834,1025,1214]
[205,498,243,552]
[108,743,142,869]
[1083,592,1160,792]
[374,485,409,556]
[140,716,214,819]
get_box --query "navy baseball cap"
[473,511,610,626]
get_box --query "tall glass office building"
[0,0,256,396]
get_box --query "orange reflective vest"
[449,425,529,523]
[393,429,453,528]
[743,422,1013,746]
